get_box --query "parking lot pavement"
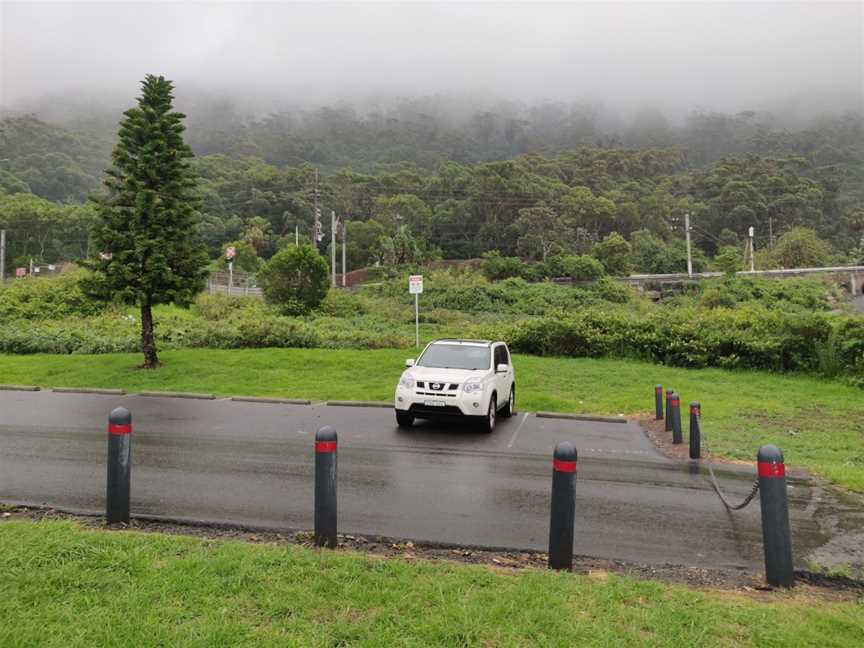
[0,391,833,570]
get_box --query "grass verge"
[1,348,863,491]
[1,519,863,647]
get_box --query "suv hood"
[406,366,488,383]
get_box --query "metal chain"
[700,416,760,511]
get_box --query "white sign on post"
[409,275,423,294]
[225,246,236,260]
[409,275,423,347]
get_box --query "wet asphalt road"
[0,391,831,571]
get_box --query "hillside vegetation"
[1,270,862,384]
[1,106,862,276]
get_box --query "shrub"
[318,290,368,317]
[0,271,107,321]
[193,293,265,321]
[699,285,738,309]
[695,277,835,311]
[591,277,632,303]
[593,233,632,276]
[714,246,742,276]
[562,255,605,281]
[770,227,834,269]
[480,251,528,281]
[258,245,329,314]
[487,305,858,377]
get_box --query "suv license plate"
[424,400,446,407]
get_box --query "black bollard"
[548,442,577,570]
[689,402,701,459]
[314,426,338,548]
[654,384,663,420]
[665,389,674,432]
[758,444,794,587]
[106,406,132,524]
[671,393,683,444]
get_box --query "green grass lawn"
[2,348,863,491]
[1,519,862,647]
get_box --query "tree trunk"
[140,298,159,368]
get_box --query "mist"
[1,1,861,124]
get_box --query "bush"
[480,251,528,281]
[562,255,605,281]
[593,233,632,276]
[488,305,859,377]
[695,277,835,311]
[0,271,107,321]
[258,245,329,314]
[770,227,834,269]
[699,285,738,309]
[318,290,368,317]
[592,277,632,303]
[714,246,742,276]
[193,293,265,321]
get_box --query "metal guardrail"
[624,265,864,282]
[207,273,262,297]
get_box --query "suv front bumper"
[395,385,487,418]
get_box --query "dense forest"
[1,96,862,275]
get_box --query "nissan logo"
[432,383,441,389]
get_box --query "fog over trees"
[0,1,861,272]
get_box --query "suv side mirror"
[496,363,509,373]
[405,359,415,367]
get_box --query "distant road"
[0,391,844,571]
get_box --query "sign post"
[226,246,236,295]
[409,275,423,348]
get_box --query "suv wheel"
[481,393,496,433]
[396,411,414,428]
[501,385,515,418]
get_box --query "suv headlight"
[462,378,483,394]
[399,373,415,389]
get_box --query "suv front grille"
[415,380,460,397]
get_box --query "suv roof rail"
[433,338,493,345]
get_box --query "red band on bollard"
[315,441,337,453]
[553,459,577,473]
[655,387,662,393]
[671,398,679,407]
[758,462,785,478]
[108,424,131,435]
[690,406,700,415]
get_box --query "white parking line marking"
[507,413,530,448]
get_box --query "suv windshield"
[418,344,490,370]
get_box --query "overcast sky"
[1,0,861,118]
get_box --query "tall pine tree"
[88,76,208,367]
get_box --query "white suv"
[394,339,515,432]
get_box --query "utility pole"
[331,210,337,288]
[295,224,299,247]
[29,257,34,277]
[341,215,347,288]
[312,168,320,247]
[748,226,756,272]
[0,229,5,282]
[684,212,693,277]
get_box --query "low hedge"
[0,271,106,321]
[484,305,864,379]
[2,285,862,384]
